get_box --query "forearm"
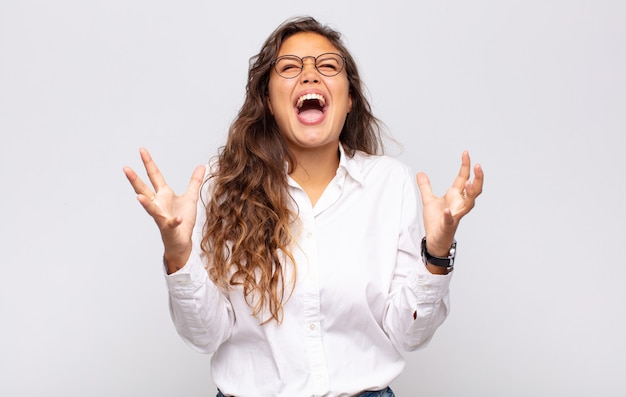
[164,246,192,274]
[425,262,451,275]
[166,256,234,354]
[384,264,451,352]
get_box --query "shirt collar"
[338,143,365,185]
[285,144,366,187]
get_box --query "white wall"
[1,0,624,395]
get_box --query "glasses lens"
[315,53,344,77]
[273,53,345,78]
[274,56,303,78]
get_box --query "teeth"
[296,93,326,109]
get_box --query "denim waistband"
[216,386,394,397]
[356,386,395,396]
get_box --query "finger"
[183,165,206,202]
[139,147,167,192]
[123,166,154,199]
[442,207,455,227]
[451,151,472,192]
[164,215,184,229]
[416,172,435,203]
[464,163,484,199]
[428,208,457,249]
[135,191,159,211]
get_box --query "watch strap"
[421,237,456,269]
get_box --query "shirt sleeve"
[163,166,235,354]
[383,166,453,352]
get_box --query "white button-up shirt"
[165,146,452,397]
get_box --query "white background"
[1,0,625,396]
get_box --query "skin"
[267,32,353,206]
[418,151,484,274]
[123,33,484,276]
[123,148,204,274]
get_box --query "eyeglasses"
[271,53,346,79]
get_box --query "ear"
[348,94,353,113]
[267,95,274,115]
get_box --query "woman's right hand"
[123,148,206,274]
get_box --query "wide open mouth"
[296,93,327,114]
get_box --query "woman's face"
[267,32,352,156]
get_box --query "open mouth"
[296,93,327,124]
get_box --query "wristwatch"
[421,237,457,270]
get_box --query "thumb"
[416,172,434,202]
[185,165,206,201]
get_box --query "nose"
[300,57,320,84]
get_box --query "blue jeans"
[357,386,395,396]
[216,386,395,396]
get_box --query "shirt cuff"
[407,260,452,303]
[164,254,209,297]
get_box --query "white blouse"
[165,146,452,397]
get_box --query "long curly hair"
[201,16,384,323]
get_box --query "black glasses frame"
[271,52,347,79]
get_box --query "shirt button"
[309,323,316,330]
[306,232,313,238]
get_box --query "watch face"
[449,241,457,258]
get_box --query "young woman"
[124,16,483,397]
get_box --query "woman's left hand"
[416,151,484,257]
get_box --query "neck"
[289,144,340,207]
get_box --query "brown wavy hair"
[201,16,384,323]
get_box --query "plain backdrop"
[1,0,625,396]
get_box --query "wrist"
[425,262,451,275]
[426,244,452,258]
[163,247,191,274]
[425,236,455,257]
[421,237,456,271]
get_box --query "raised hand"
[416,151,484,259]
[123,148,206,273]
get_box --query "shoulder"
[349,151,414,181]
[345,151,422,216]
